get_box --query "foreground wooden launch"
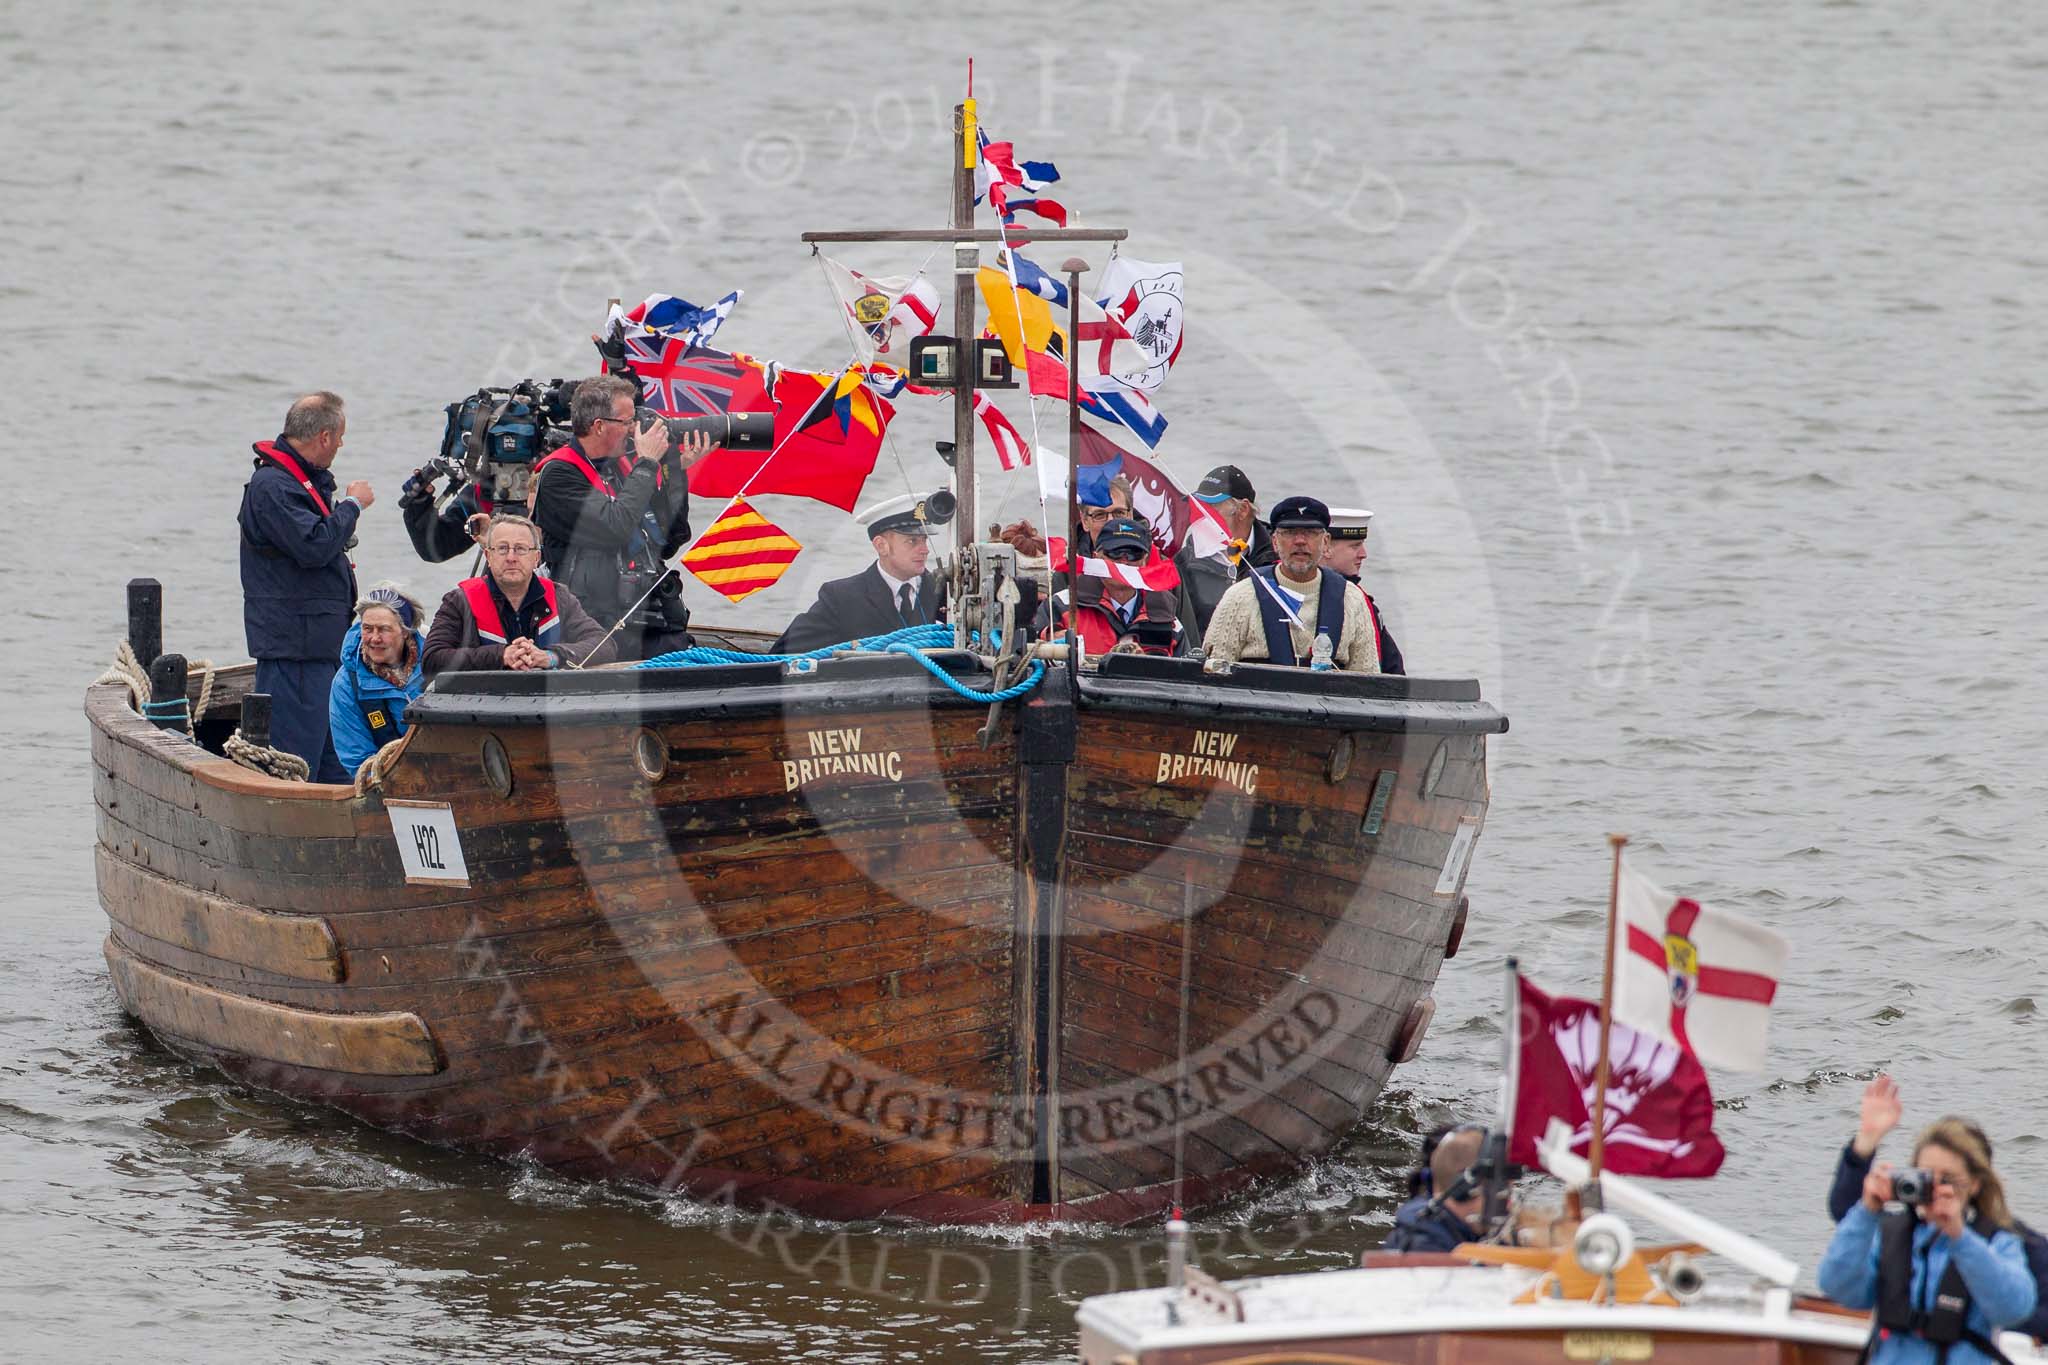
[1077,1124,2048,1365]
[90,641,1502,1223]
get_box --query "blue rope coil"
[636,622,1044,705]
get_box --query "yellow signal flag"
[679,498,802,603]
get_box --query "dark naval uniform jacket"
[774,564,943,654]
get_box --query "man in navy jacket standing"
[238,391,374,783]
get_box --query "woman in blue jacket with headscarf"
[1819,1117,2036,1365]
[328,584,426,775]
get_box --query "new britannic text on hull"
[88,92,1507,1224]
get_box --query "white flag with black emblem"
[1094,257,1184,393]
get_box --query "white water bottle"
[1311,631,1334,671]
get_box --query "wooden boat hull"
[90,648,1502,1222]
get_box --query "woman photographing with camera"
[1819,1118,2037,1365]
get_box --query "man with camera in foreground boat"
[773,490,951,653]
[238,391,374,783]
[421,514,613,675]
[530,375,707,661]
[1384,1124,1489,1252]
[1200,496,1384,672]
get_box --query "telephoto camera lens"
[636,409,775,452]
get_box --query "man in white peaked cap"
[772,489,952,653]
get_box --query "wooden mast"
[1587,832,1629,1180]
[951,99,979,542]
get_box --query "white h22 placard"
[386,800,470,886]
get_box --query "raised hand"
[1854,1074,1903,1158]
[345,479,376,510]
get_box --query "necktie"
[897,582,918,623]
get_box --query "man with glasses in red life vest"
[238,391,375,783]
[1039,516,1188,658]
[1322,507,1405,675]
[530,374,709,661]
[421,513,614,676]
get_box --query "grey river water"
[4,3,2046,1360]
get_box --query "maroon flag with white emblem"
[1510,974,1725,1178]
[1612,860,1788,1071]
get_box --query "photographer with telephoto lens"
[530,375,708,661]
[1818,1118,2037,1365]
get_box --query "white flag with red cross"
[1612,860,1789,1071]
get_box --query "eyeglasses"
[1101,546,1146,564]
[1080,507,1113,524]
[593,415,634,428]
[487,544,540,558]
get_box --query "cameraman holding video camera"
[531,374,707,661]
[397,462,487,563]
[1819,1113,2038,1364]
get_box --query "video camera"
[431,378,577,506]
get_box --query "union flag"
[679,498,801,603]
[1612,860,1788,1071]
[620,338,771,419]
[688,368,891,513]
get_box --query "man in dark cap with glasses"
[1176,463,1275,636]
[1201,495,1383,672]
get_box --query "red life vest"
[1055,591,1183,658]
[1349,582,1387,672]
[533,441,663,495]
[253,440,332,515]
[533,442,615,498]
[458,575,560,648]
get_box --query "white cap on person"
[1326,507,1374,541]
[860,488,958,540]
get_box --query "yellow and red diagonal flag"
[679,498,801,603]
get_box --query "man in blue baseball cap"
[1039,515,1188,658]
[1200,495,1384,672]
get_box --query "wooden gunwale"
[106,938,440,1076]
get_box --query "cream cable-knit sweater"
[1200,569,1381,672]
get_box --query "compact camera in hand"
[1893,1167,1938,1207]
